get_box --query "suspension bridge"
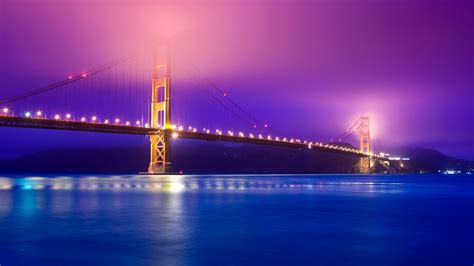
[0,52,387,174]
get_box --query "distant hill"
[0,141,472,174]
[394,147,474,174]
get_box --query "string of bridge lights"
[2,107,148,127]
[0,107,382,158]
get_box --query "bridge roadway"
[0,116,384,160]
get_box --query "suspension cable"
[0,56,132,105]
[191,63,280,135]
[184,68,258,129]
[335,117,361,141]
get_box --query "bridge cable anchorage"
[191,63,280,135]
[0,55,133,105]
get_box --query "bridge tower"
[148,57,172,174]
[359,115,371,173]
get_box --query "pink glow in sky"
[0,0,473,159]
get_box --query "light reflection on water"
[0,174,409,225]
[0,174,473,265]
[0,175,407,194]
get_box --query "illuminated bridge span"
[0,115,375,158]
[0,51,387,174]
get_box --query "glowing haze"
[0,0,473,159]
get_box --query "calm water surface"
[0,174,473,266]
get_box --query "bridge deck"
[0,116,383,160]
[0,115,157,135]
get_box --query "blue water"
[0,174,473,266]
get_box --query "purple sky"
[1,0,473,159]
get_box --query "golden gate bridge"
[0,52,388,174]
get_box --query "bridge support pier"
[359,157,371,174]
[148,130,171,174]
